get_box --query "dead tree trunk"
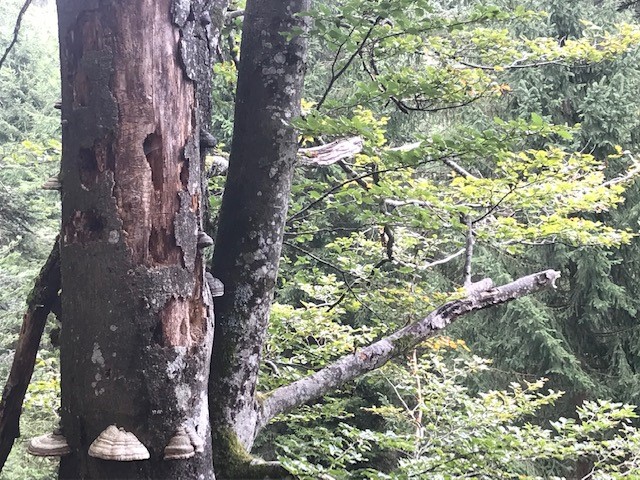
[208,0,309,475]
[56,1,221,478]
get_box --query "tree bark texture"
[0,239,60,471]
[208,0,310,464]
[56,1,220,478]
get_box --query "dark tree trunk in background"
[56,0,223,478]
[208,0,309,474]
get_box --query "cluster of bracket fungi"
[28,424,205,461]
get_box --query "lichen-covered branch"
[0,237,60,471]
[256,269,560,434]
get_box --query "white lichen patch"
[108,230,119,244]
[234,284,253,308]
[166,347,188,380]
[91,343,105,367]
[175,384,192,409]
[195,390,209,439]
[252,265,269,282]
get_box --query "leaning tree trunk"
[56,1,223,478]
[208,0,309,475]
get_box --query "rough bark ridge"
[0,239,60,470]
[208,0,309,468]
[56,0,219,478]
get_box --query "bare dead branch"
[394,248,466,270]
[456,58,563,71]
[255,269,560,434]
[602,158,640,187]
[0,237,60,471]
[463,217,474,286]
[298,137,364,166]
[444,158,476,179]
[0,0,33,72]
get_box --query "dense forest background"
[4,0,640,478]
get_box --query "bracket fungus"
[27,431,71,457]
[199,129,218,149]
[41,176,62,191]
[185,425,204,453]
[164,428,195,460]
[197,231,214,249]
[88,425,150,461]
[205,272,224,297]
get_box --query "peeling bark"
[255,270,561,433]
[56,0,222,478]
[208,0,310,462]
[0,239,60,471]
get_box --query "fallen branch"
[255,269,560,434]
[0,237,60,471]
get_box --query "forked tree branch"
[255,269,560,434]
[0,237,60,471]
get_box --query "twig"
[471,186,515,225]
[463,217,474,286]
[456,58,563,71]
[316,16,381,111]
[283,241,364,280]
[0,0,33,72]
[394,248,465,270]
[444,158,476,179]
[288,152,459,223]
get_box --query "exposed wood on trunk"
[208,0,310,465]
[56,0,222,478]
[0,238,60,471]
[256,269,561,433]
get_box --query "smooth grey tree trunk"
[208,0,309,476]
[56,0,223,478]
